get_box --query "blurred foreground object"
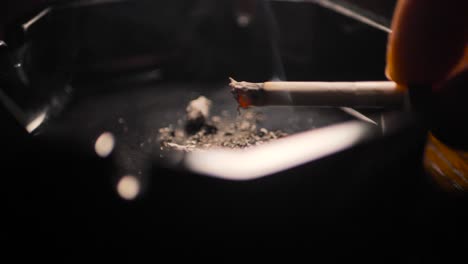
[424,134,468,193]
[386,0,468,192]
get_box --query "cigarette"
[229,78,405,108]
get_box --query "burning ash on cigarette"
[229,77,262,108]
[159,96,287,152]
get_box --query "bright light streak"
[26,111,47,133]
[340,107,377,125]
[185,121,372,181]
[22,8,52,31]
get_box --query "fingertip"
[387,0,468,85]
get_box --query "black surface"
[2,0,467,261]
[39,81,353,177]
[4,108,468,262]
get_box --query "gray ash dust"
[159,96,288,152]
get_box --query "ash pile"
[159,96,288,152]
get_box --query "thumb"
[386,0,468,86]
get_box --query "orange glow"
[424,133,468,192]
[237,94,251,108]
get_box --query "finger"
[386,0,468,86]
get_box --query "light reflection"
[340,107,377,125]
[236,14,251,27]
[26,111,47,133]
[94,132,115,158]
[117,175,140,200]
[22,8,52,31]
[185,121,371,181]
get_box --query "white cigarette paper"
[229,78,405,108]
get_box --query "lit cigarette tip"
[228,78,263,90]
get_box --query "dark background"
[2,0,468,262]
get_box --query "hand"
[386,0,468,149]
[386,0,468,191]
[386,0,467,86]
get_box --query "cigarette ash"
[158,96,288,152]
